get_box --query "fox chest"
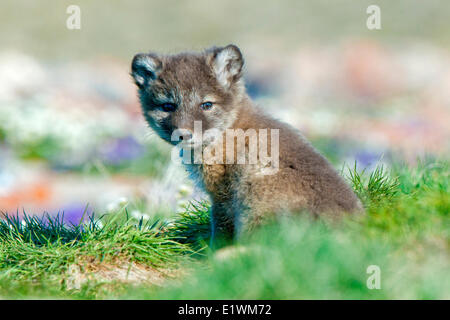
[185,164,227,196]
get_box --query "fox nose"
[179,132,192,141]
[175,128,193,142]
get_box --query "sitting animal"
[131,45,363,245]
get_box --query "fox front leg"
[210,202,234,249]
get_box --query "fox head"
[131,45,245,148]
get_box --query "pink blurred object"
[342,40,402,101]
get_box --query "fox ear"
[131,53,162,88]
[207,44,244,89]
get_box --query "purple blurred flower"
[59,203,93,226]
[100,136,144,165]
[354,150,381,168]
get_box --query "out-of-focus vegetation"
[1,0,449,60]
[0,161,448,299]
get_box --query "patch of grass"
[16,136,62,162]
[347,162,400,206]
[0,211,191,299]
[0,159,448,299]
[113,159,449,299]
[163,201,211,251]
[356,160,449,241]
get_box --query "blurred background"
[0,0,449,222]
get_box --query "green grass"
[347,163,400,205]
[0,159,448,299]
[0,210,191,299]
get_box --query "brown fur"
[131,45,363,243]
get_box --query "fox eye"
[160,103,177,112]
[200,102,213,111]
